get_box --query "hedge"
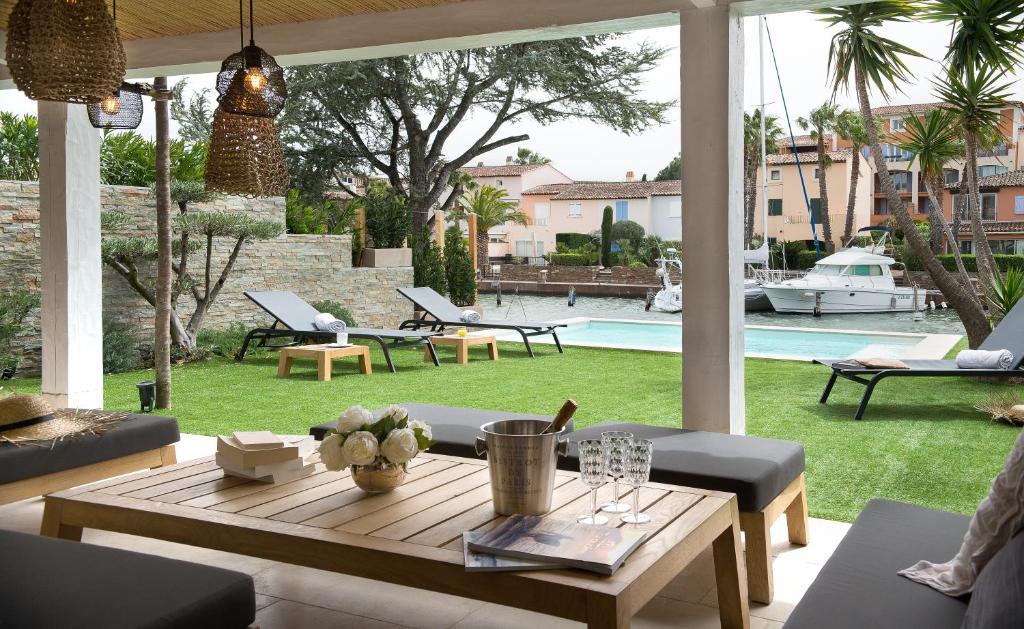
[549,253,595,266]
[555,233,593,250]
[794,250,823,270]
[935,254,1024,273]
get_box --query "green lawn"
[5,341,1020,522]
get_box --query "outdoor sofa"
[784,499,1024,629]
[237,290,440,371]
[0,413,179,506]
[396,286,566,357]
[310,402,806,604]
[2,529,255,628]
[814,299,1024,419]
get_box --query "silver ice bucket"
[475,419,569,516]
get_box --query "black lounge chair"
[237,290,440,372]
[396,286,566,357]
[815,299,1024,419]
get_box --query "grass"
[5,340,1020,523]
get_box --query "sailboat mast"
[759,16,769,265]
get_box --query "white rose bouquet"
[318,405,435,472]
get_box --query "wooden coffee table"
[41,453,749,629]
[426,333,499,364]
[277,343,372,380]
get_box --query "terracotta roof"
[766,150,852,165]
[460,164,544,177]
[958,221,1024,234]
[522,180,680,200]
[789,134,819,147]
[946,170,1024,191]
[871,102,945,117]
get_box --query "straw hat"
[0,395,127,446]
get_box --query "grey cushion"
[0,529,254,629]
[310,403,561,460]
[0,414,179,485]
[311,406,803,512]
[784,499,970,629]
[566,423,805,512]
[961,533,1024,629]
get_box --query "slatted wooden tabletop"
[41,452,749,629]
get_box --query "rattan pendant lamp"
[87,0,143,129]
[6,0,126,103]
[215,0,287,118]
[204,107,289,197]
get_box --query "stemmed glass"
[600,431,633,514]
[576,440,609,525]
[621,439,654,524]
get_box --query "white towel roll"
[460,310,481,323]
[955,349,1014,370]
[313,312,347,333]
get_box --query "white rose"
[341,431,379,466]
[409,419,432,441]
[337,405,373,434]
[381,428,419,465]
[318,433,349,471]
[385,405,409,423]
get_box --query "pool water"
[553,319,925,360]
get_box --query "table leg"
[586,592,630,629]
[713,502,751,629]
[358,348,373,374]
[40,500,82,541]
[318,353,331,381]
[487,340,499,361]
[456,341,469,365]
[276,355,293,378]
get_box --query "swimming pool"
[520,318,961,361]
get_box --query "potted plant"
[362,182,413,267]
[318,405,435,493]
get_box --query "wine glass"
[576,440,609,525]
[621,439,654,524]
[600,431,633,514]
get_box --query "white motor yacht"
[761,248,926,314]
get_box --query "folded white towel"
[956,349,1014,370]
[460,310,481,324]
[313,312,347,333]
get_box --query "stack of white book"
[216,431,317,483]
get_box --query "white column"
[680,6,745,434]
[38,102,103,409]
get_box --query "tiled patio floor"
[0,435,850,628]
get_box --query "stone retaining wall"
[0,181,413,375]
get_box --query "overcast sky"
[1,11,1021,182]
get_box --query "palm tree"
[923,0,1024,76]
[513,148,551,165]
[933,65,1012,291]
[892,108,971,283]
[815,1,992,347]
[834,110,876,244]
[742,109,782,248]
[450,185,529,274]
[797,103,844,251]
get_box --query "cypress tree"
[601,205,613,267]
[444,225,477,306]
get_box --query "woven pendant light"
[215,0,287,118]
[87,1,141,129]
[6,0,126,103]
[205,107,289,198]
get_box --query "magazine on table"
[466,515,648,576]
[463,531,567,572]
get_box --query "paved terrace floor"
[0,435,852,628]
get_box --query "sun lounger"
[237,291,440,372]
[396,286,566,357]
[814,300,1024,419]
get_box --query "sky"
[1,11,1021,182]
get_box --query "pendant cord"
[238,0,244,50]
[112,0,116,21]
[249,0,255,47]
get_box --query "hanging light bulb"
[215,0,287,118]
[100,93,122,115]
[86,2,142,130]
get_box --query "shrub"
[932,254,1024,273]
[555,233,593,250]
[794,250,822,270]
[771,240,807,270]
[311,300,357,327]
[102,318,140,373]
[285,189,359,236]
[197,322,261,359]
[363,181,410,248]
[0,289,39,374]
[411,226,447,295]
[444,225,477,306]
[600,206,613,267]
[549,253,594,266]
[611,220,645,242]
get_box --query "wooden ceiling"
[0,0,466,40]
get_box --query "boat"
[761,248,927,314]
[744,278,773,312]
[646,249,682,313]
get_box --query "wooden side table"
[277,344,372,381]
[426,334,499,365]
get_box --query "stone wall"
[0,181,413,375]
